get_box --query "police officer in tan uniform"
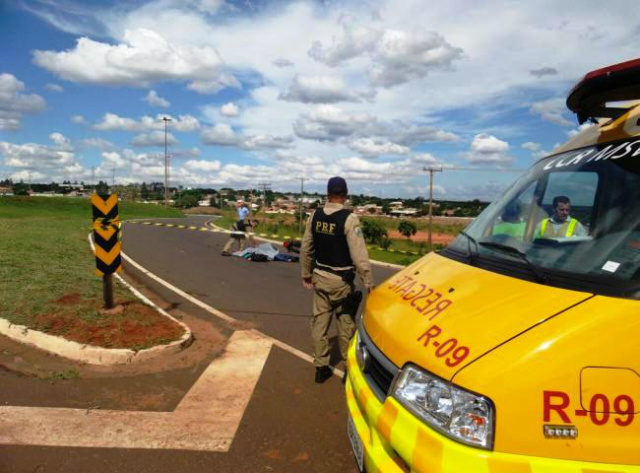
[301,177,375,383]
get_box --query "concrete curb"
[0,235,193,366]
[206,221,405,270]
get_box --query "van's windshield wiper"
[459,230,479,265]
[478,241,547,284]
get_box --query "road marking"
[0,330,270,452]
[120,247,344,377]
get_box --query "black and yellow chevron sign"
[91,193,122,276]
[91,193,119,223]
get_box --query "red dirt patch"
[53,293,82,305]
[388,230,455,244]
[32,300,185,350]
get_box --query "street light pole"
[162,117,172,206]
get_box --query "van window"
[541,172,598,230]
[445,138,640,298]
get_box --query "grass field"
[0,196,185,349]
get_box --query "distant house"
[0,186,13,196]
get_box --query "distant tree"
[398,221,417,240]
[140,182,150,200]
[13,181,29,196]
[175,193,199,209]
[382,203,391,215]
[95,180,109,194]
[361,219,388,245]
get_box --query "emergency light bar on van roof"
[567,57,640,124]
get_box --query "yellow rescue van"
[346,58,640,472]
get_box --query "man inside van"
[535,195,587,238]
[493,200,526,240]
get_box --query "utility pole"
[27,171,31,190]
[162,116,172,206]
[112,169,116,188]
[91,166,95,189]
[424,167,443,247]
[298,177,305,234]
[258,182,271,208]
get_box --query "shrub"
[361,218,388,244]
[398,220,417,239]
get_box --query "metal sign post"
[91,193,122,309]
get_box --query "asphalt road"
[122,216,397,361]
[0,215,399,473]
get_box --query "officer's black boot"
[315,366,333,384]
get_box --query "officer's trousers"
[311,272,356,368]
[222,235,246,253]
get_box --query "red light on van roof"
[582,58,640,81]
[567,58,640,124]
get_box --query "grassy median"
[0,196,185,349]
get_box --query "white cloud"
[464,133,511,165]
[309,22,380,67]
[131,130,178,147]
[1,135,77,170]
[392,125,459,146]
[293,105,377,141]
[71,114,86,125]
[81,137,116,150]
[0,73,46,130]
[102,151,127,169]
[93,113,200,132]
[10,170,47,182]
[49,132,73,151]
[369,29,465,88]
[242,134,294,150]
[186,73,241,95]
[410,153,438,164]
[184,159,222,172]
[522,142,548,159]
[45,83,64,92]
[201,123,294,150]
[280,74,375,104]
[530,98,574,126]
[220,102,239,117]
[201,123,240,146]
[310,23,464,88]
[347,138,409,157]
[144,90,170,108]
[33,28,237,93]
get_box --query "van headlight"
[392,364,494,449]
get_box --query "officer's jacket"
[301,202,374,289]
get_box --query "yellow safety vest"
[540,218,578,237]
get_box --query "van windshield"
[443,136,640,299]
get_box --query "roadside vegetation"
[214,209,465,266]
[0,196,185,349]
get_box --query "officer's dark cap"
[327,176,348,196]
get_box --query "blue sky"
[1,0,638,200]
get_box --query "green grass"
[0,196,183,329]
[361,215,465,235]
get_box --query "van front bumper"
[345,338,638,473]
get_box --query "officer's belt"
[314,262,356,282]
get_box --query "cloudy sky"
[1,0,638,200]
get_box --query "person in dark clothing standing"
[300,177,374,383]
